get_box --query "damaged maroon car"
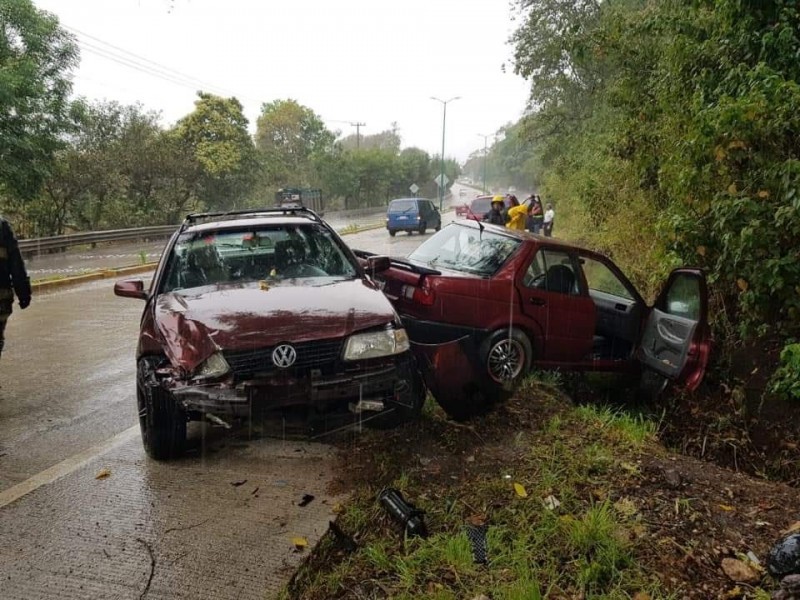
[115,208,424,460]
[366,220,711,420]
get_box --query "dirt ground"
[283,379,800,600]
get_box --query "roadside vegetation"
[283,377,795,599]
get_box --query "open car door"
[637,268,711,392]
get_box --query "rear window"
[470,197,492,215]
[388,199,417,212]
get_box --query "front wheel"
[388,229,397,237]
[137,359,187,460]
[418,221,427,234]
[435,222,441,232]
[480,328,532,391]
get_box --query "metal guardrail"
[18,225,178,255]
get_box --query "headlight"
[194,352,230,379]
[343,328,410,361]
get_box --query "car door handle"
[529,297,546,306]
[614,303,627,311]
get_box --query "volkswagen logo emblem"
[272,344,297,369]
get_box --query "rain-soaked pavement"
[0,208,459,599]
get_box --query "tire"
[479,328,532,391]
[137,359,187,460]
[389,229,397,237]
[418,221,427,234]
[435,221,441,232]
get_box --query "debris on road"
[327,521,357,553]
[721,557,760,584]
[513,482,528,498]
[543,494,561,510]
[378,488,428,538]
[95,468,111,480]
[769,534,800,579]
[291,537,308,552]
[465,522,489,564]
[298,494,315,507]
[230,479,247,487]
[773,574,800,600]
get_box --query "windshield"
[388,199,417,212]
[161,223,357,292]
[408,224,522,277]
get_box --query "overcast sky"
[33,0,531,162]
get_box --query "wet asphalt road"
[0,199,463,599]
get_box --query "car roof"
[183,215,321,234]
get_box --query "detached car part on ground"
[115,208,425,460]
[360,220,711,420]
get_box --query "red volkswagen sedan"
[367,220,711,419]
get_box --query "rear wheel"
[418,221,427,234]
[480,328,532,391]
[137,359,187,460]
[435,221,441,232]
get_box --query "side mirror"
[366,255,391,275]
[114,279,148,300]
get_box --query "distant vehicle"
[456,195,497,221]
[113,207,424,459]
[275,188,324,215]
[386,198,442,236]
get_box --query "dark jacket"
[0,217,31,304]
[482,209,506,226]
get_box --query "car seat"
[182,245,227,287]
[274,239,306,272]
[544,264,576,295]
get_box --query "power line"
[349,122,366,148]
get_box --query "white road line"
[0,425,140,509]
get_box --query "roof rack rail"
[179,206,324,232]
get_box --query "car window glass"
[663,273,701,320]
[581,256,634,300]
[470,197,492,214]
[161,224,357,292]
[524,248,579,296]
[389,199,416,212]
[409,224,521,276]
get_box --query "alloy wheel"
[487,338,525,383]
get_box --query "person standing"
[0,216,32,358]
[505,195,530,231]
[543,203,555,237]
[482,198,506,226]
[527,195,544,234]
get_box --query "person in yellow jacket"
[504,194,530,231]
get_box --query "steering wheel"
[282,263,328,278]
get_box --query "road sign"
[409,183,419,195]
[434,174,450,188]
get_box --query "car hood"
[154,278,396,372]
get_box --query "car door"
[516,246,596,364]
[637,268,710,391]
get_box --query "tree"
[0,0,79,200]
[173,92,258,210]
[255,99,335,187]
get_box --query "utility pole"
[349,122,366,149]
[430,96,461,211]
[477,133,492,194]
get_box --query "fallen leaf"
[736,278,748,292]
[721,557,759,584]
[633,593,652,600]
[291,536,308,550]
[719,504,735,512]
[728,183,738,195]
[514,483,528,498]
[728,140,747,150]
[757,190,770,198]
[95,469,112,480]
[467,514,488,526]
[614,497,638,517]
[332,503,345,514]
[696,245,707,257]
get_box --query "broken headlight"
[343,328,410,361]
[194,352,230,380]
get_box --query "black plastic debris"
[768,534,800,579]
[328,521,357,553]
[230,479,247,487]
[465,523,489,564]
[378,488,428,538]
[298,494,315,507]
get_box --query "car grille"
[223,338,344,380]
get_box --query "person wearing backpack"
[0,216,32,358]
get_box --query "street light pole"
[431,96,460,211]
[477,133,491,194]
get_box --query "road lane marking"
[0,425,140,509]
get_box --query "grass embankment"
[281,376,794,600]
